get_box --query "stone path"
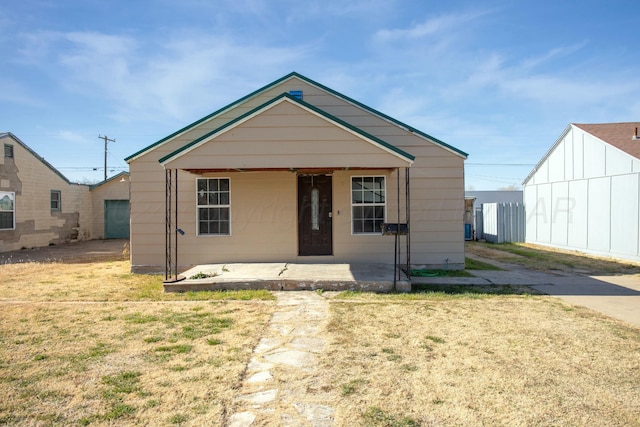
[227,292,335,426]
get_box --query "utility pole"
[98,135,116,181]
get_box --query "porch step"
[163,263,410,293]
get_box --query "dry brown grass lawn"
[0,258,275,425]
[2,242,640,426]
[0,301,273,425]
[323,296,640,426]
[466,241,640,275]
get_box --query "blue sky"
[1,0,638,189]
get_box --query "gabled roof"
[125,72,467,162]
[89,171,129,190]
[522,122,640,185]
[573,122,640,160]
[159,93,415,166]
[0,132,72,184]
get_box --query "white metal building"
[523,122,640,263]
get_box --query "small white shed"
[523,122,640,263]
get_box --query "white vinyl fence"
[482,202,526,243]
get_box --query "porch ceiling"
[160,94,414,170]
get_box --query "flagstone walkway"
[227,291,335,426]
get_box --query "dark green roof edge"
[288,93,415,161]
[127,71,467,162]
[289,72,468,158]
[125,72,300,162]
[159,93,415,164]
[0,132,72,184]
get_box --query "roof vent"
[634,127,640,141]
[289,90,303,100]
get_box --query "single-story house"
[0,132,130,252]
[523,122,640,263]
[125,72,468,275]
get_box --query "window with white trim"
[197,178,230,235]
[51,190,61,211]
[351,176,385,234]
[0,191,15,230]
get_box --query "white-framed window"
[50,190,61,211]
[351,176,386,234]
[0,191,15,230]
[197,178,230,235]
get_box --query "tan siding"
[164,100,411,170]
[128,76,465,271]
[0,138,92,252]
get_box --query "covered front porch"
[163,262,411,293]
[158,92,415,288]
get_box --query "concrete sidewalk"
[414,254,640,328]
[164,256,640,328]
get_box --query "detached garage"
[90,172,130,239]
[523,122,640,263]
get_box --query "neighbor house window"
[50,190,61,211]
[4,144,13,158]
[197,178,230,235]
[351,176,385,234]
[0,191,15,230]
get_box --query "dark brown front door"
[298,175,332,256]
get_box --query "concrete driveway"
[463,255,640,328]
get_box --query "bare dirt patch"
[0,239,129,264]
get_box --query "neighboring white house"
[523,122,640,263]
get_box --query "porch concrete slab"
[181,263,286,281]
[165,262,410,292]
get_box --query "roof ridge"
[0,132,73,184]
[127,72,467,162]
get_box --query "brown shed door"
[298,175,332,256]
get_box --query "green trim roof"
[125,73,298,162]
[126,72,467,162]
[291,73,468,158]
[159,93,415,164]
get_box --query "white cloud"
[374,9,490,41]
[0,79,44,106]
[519,41,589,70]
[27,30,314,123]
[56,130,91,145]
